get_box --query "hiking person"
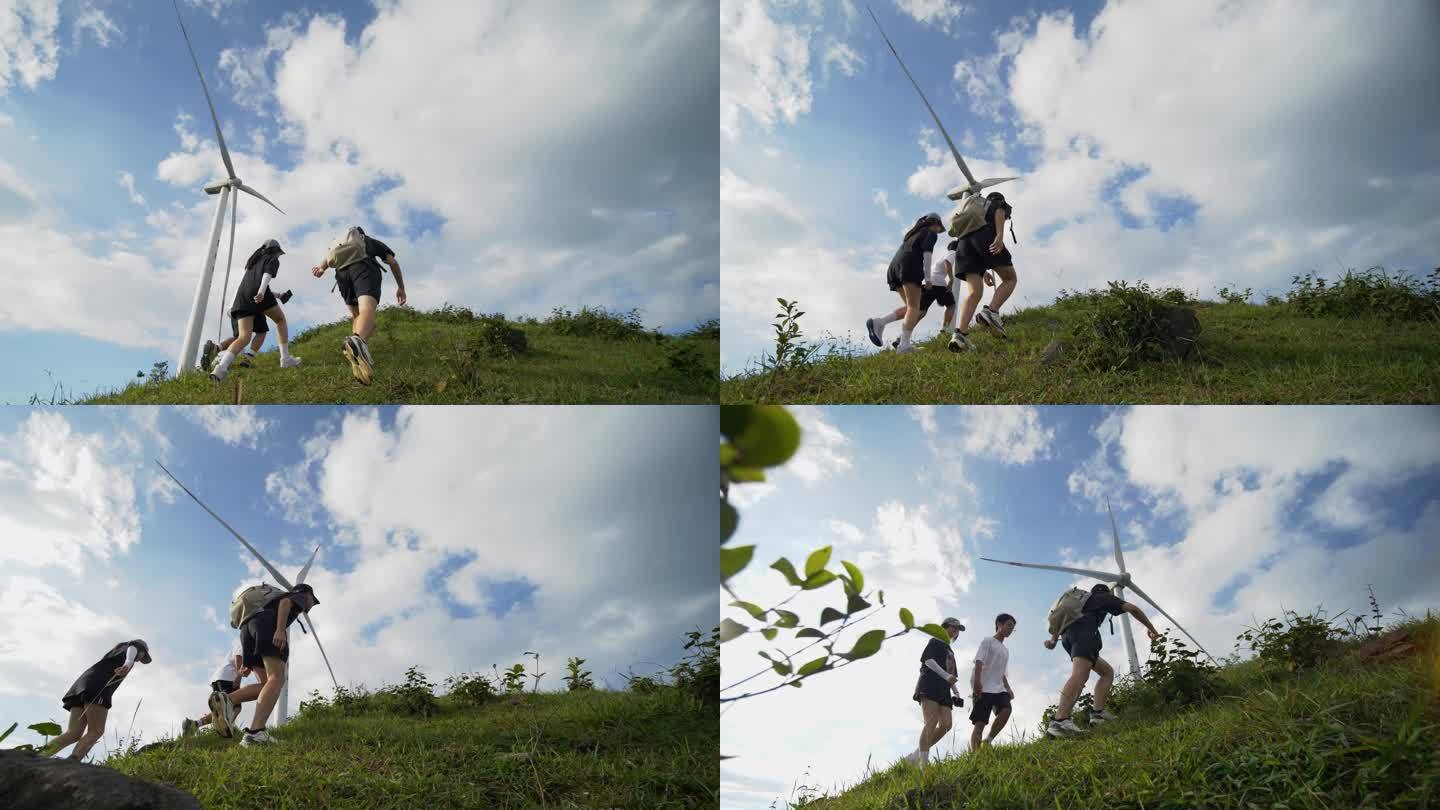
[867,213,945,354]
[884,240,961,351]
[181,639,254,738]
[1043,583,1159,738]
[200,290,294,372]
[969,613,1016,751]
[905,617,965,767]
[310,226,408,386]
[951,191,1018,344]
[42,640,152,760]
[210,239,302,381]
[215,583,320,746]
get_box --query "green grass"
[80,305,718,404]
[104,689,716,809]
[778,616,1440,809]
[722,299,1440,404]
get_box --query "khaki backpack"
[230,583,284,629]
[1047,587,1092,636]
[324,227,369,271]
[948,193,989,239]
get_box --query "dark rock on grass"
[1155,303,1201,360]
[0,749,201,809]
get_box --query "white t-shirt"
[210,640,243,683]
[974,636,1010,694]
[928,250,955,286]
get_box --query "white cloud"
[184,0,243,19]
[788,407,854,484]
[721,0,814,139]
[73,5,121,48]
[116,171,145,207]
[961,406,1055,464]
[0,0,60,95]
[821,38,863,80]
[872,189,900,220]
[908,405,937,434]
[183,406,273,449]
[894,0,968,33]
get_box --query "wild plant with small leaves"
[563,657,595,691]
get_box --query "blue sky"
[0,0,718,402]
[720,0,1440,373]
[0,404,718,755]
[720,405,1440,809]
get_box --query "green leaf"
[720,545,753,581]
[797,656,829,677]
[720,406,752,441]
[819,607,845,626]
[839,629,887,661]
[773,610,800,629]
[846,592,872,615]
[787,680,803,688]
[795,628,826,640]
[729,600,766,621]
[720,502,740,545]
[769,659,792,676]
[728,465,767,483]
[805,546,833,577]
[802,570,838,591]
[761,628,778,641]
[719,443,737,466]
[733,406,801,467]
[28,722,61,737]
[841,561,865,594]
[771,558,804,587]
[919,623,951,643]
[900,608,915,629]
[719,619,749,643]
[0,722,15,745]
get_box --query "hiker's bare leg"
[264,305,290,345]
[45,707,87,755]
[226,318,255,358]
[988,265,1017,312]
[353,295,378,341]
[901,284,923,332]
[249,657,287,729]
[1056,657,1094,718]
[987,705,1012,741]
[918,698,946,753]
[69,705,109,761]
[959,274,984,330]
[1092,657,1114,711]
[229,665,266,707]
[970,720,984,752]
[198,712,212,726]
[220,336,237,352]
[250,331,266,353]
[943,302,957,332]
[932,707,952,751]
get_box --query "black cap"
[294,583,319,606]
[1091,583,1110,594]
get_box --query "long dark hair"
[902,213,941,243]
[244,241,281,271]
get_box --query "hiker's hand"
[1147,629,1160,642]
[254,293,265,304]
[1043,639,1056,650]
[273,627,288,649]
[947,674,958,685]
[984,271,996,287]
[989,238,1004,255]
[115,663,132,678]
[396,287,407,306]
[239,666,252,677]
[311,266,326,278]
[1006,688,1014,699]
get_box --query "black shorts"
[211,680,236,695]
[969,691,1012,725]
[920,286,956,310]
[232,314,268,336]
[230,293,277,324]
[913,677,961,709]
[61,666,125,710]
[336,261,383,306]
[887,262,926,292]
[240,609,289,667]
[957,228,1014,274]
[1062,628,1104,664]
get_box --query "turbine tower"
[980,497,1215,675]
[171,0,285,376]
[866,5,1019,202]
[156,461,338,724]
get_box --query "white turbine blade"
[1106,497,1127,573]
[237,183,285,216]
[172,0,236,181]
[979,556,1123,583]
[216,192,237,344]
[865,5,976,187]
[154,460,294,590]
[296,545,320,584]
[1121,579,1216,662]
[299,614,341,690]
[977,177,1019,190]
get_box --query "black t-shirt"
[262,592,310,628]
[966,199,1013,246]
[1066,591,1127,636]
[890,229,939,276]
[364,236,395,262]
[916,637,956,692]
[234,253,280,310]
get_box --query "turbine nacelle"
[946,177,1021,201]
[204,179,234,195]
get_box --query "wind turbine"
[980,497,1215,674]
[171,0,285,376]
[155,461,338,725]
[866,5,1019,202]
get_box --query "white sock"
[898,328,913,350]
[877,312,900,328]
[215,352,236,373]
[278,343,292,363]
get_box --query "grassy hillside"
[773,615,1439,810]
[79,306,718,404]
[723,273,1440,404]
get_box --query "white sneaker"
[280,356,302,369]
[240,728,277,746]
[1089,708,1116,724]
[977,307,1008,338]
[948,332,974,353]
[866,318,884,347]
[208,691,234,738]
[356,338,374,367]
[1047,717,1087,738]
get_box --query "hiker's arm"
[990,211,1006,252]
[274,600,292,647]
[1124,603,1159,637]
[255,271,275,301]
[971,661,983,695]
[920,252,931,286]
[1043,632,1059,649]
[116,644,137,676]
[312,256,332,277]
[924,658,955,683]
[1003,675,1012,696]
[385,255,407,304]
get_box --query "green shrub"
[374,666,440,717]
[443,671,497,706]
[545,306,651,341]
[665,340,712,378]
[1141,633,1222,707]
[685,318,720,340]
[431,303,478,323]
[500,664,527,695]
[1284,267,1440,321]
[670,627,719,707]
[1237,608,1350,674]
[564,657,595,692]
[472,316,528,359]
[1054,281,1200,370]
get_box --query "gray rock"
[0,749,200,810]
[1154,304,1200,359]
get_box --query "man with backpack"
[212,582,320,746]
[311,226,408,386]
[1043,583,1159,738]
[948,191,1018,347]
[969,613,1016,751]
